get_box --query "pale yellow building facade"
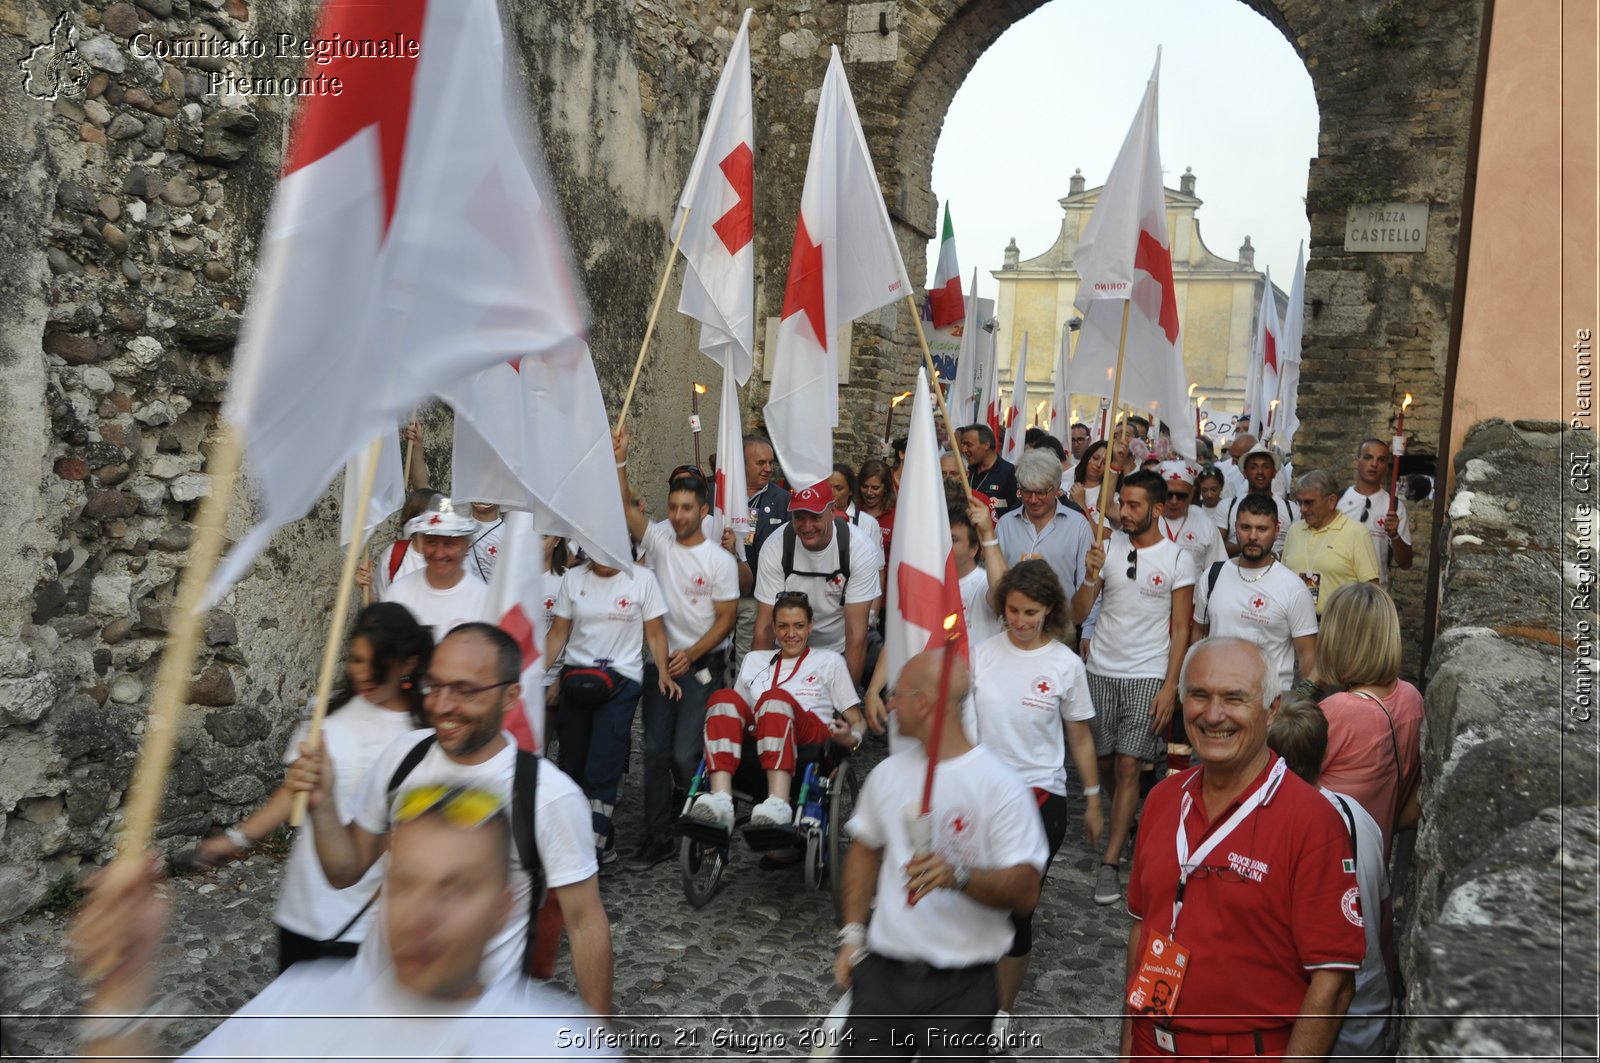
[992,168,1285,429]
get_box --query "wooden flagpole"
[116,425,243,866]
[905,294,975,501]
[616,206,692,429]
[290,435,387,827]
[1092,302,1133,547]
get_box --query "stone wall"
[1403,419,1597,1057]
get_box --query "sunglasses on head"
[669,464,706,484]
[775,590,811,605]
[392,785,504,831]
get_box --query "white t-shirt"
[970,635,1095,795]
[734,646,860,724]
[372,539,425,600]
[274,698,418,943]
[753,520,882,655]
[640,522,739,654]
[1160,512,1228,575]
[351,730,597,986]
[466,518,507,583]
[1322,787,1392,1056]
[384,569,491,641]
[1085,532,1196,679]
[845,504,884,555]
[1337,487,1411,590]
[185,960,618,1060]
[1193,560,1319,689]
[848,745,1049,967]
[1202,503,1230,532]
[537,569,563,672]
[552,565,667,684]
[958,566,1003,647]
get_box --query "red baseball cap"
[790,481,834,514]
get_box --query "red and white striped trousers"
[703,689,831,774]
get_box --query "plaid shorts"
[1086,672,1167,762]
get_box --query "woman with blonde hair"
[1314,582,1424,854]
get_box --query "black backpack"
[780,517,853,585]
[387,735,545,973]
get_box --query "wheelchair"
[675,736,859,918]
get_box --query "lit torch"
[691,382,707,466]
[885,390,913,442]
[1390,393,1413,514]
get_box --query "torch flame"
[693,382,707,395]
[1269,399,1280,412]
[1036,399,1049,417]
[1188,383,1199,398]
[1198,395,1208,407]
[891,390,913,408]
[1401,393,1413,411]
[943,613,959,632]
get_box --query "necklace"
[1238,560,1274,583]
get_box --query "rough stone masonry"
[0,0,1480,924]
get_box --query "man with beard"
[615,433,739,870]
[1337,438,1414,591]
[1073,470,1196,908]
[288,624,613,1016]
[1222,443,1299,558]
[1191,493,1319,692]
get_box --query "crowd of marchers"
[66,412,1424,1063]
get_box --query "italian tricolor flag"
[928,202,964,328]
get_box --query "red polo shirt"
[1126,756,1365,1034]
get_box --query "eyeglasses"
[418,677,515,701]
[1018,486,1057,499]
[392,785,504,830]
[1127,548,1138,581]
[1294,495,1321,509]
[1358,497,1371,523]
[1179,864,1250,885]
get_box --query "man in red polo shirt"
[1120,637,1363,1061]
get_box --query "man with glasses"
[1336,438,1414,591]
[1074,470,1196,908]
[286,623,613,1015]
[614,429,739,870]
[996,448,1094,602]
[1120,637,1362,1062]
[1282,470,1380,616]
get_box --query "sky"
[926,0,1319,303]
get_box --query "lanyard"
[769,648,810,693]
[1162,515,1187,543]
[1169,757,1286,937]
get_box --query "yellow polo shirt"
[1282,510,1380,614]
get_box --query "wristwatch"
[952,864,972,892]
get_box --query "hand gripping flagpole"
[616,206,693,429]
[290,434,387,827]
[1092,302,1133,548]
[116,425,243,869]
[906,294,975,501]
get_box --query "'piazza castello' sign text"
[1344,203,1429,253]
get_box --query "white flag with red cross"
[713,357,751,560]
[1249,266,1283,436]
[676,8,755,384]
[1048,321,1073,442]
[928,203,965,329]
[980,317,1004,443]
[1274,242,1305,449]
[1000,332,1030,462]
[482,509,544,752]
[883,367,969,753]
[210,0,587,601]
[443,338,633,571]
[1067,51,1194,459]
[763,47,913,489]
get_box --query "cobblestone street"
[2,739,1131,1060]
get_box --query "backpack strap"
[1204,561,1226,616]
[780,518,852,584]
[511,750,544,974]
[1330,792,1359,876]
[385,734,437,798]
[781,522,796,579]
[835,518,851,583]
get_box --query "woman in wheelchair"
[687,591,866,834]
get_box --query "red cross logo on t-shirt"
[951,815,968,833]
[486,544,497,556]
[1251,596,1267,610]
[615,596,632,610]
[691,574,708,588]
[543,597,556,612]
[804,674,819,685]
[1150,573,1165,588]
[1183,532,1197,543]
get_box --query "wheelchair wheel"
[803,828,826,891]
[679,833,728,909]
[826,762,860,919]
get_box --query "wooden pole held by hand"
[117,424,243,866]
[290,435,387,828]
[616,206,692,430]
[905,294,975,501]
[1092,302,1133,548]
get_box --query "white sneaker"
[686,790,734,831]
[749,795,792,826]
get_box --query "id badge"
[1298,571,1321,606]
[1126,933,1190,1021]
